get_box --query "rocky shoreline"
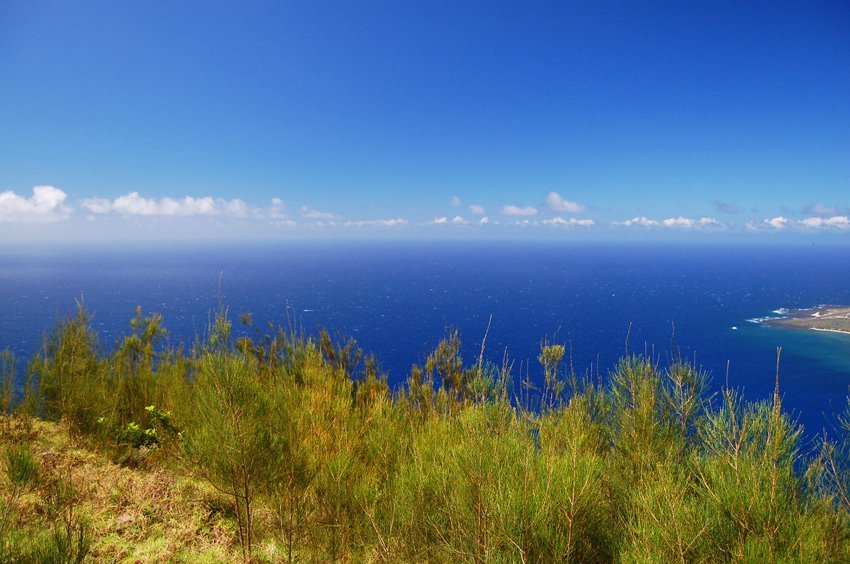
[763,305,850,335]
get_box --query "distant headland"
[763,305,850,335]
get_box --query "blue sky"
[1,1,848,242]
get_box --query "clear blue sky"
[1,1,848,242]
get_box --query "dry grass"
[2,417,241,562]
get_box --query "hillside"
[3,305,850,562]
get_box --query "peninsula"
[765,305,850,335]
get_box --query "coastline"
[810,327,850,336]
[761,305,850,335]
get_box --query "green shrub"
[32,302,106,437]
[0,350,14,418]
[5,444,39,488]
[181,351,280,560]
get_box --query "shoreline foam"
[810,327,850,336]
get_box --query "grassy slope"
[2,418,240,562]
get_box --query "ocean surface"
[2,241,850,438]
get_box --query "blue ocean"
[2,241,850,437]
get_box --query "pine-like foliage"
[3,304,850,562]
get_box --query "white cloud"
[82,192,250,217]
[543,216,595,227]
[661,217,694,228]
[0,185,72,222]
[616,216,659,227]
[300,205,339,220]
[800,216,850,230]
[119,193,214,216]
[223,199,249,217]
[545,192,585,213]
[502,204,538,216]
[450,196,461,206]
[80,197,112,214]
[764,216,788,230]
[430,215,468,225]
[344,218,407,227]
[469,204,485,215]
[661,216,722,229]
[479,216,489,225]
[616,216,722,229]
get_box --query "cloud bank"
[800,216,850,230]
[82,192,248,217]
[542,217,595,227]
[617,216,659,227]
[662,217,722,229]
[6,185,850,239]
[615,216,723,229]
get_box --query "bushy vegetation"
[3,303,850,561]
